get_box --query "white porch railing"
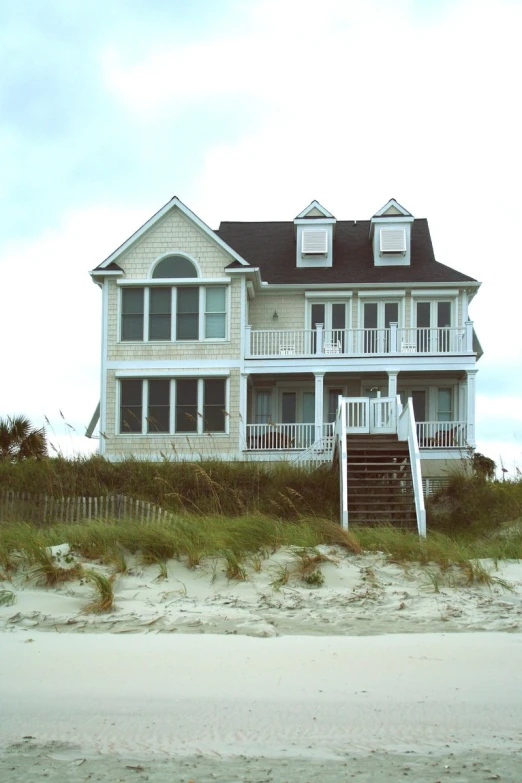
[397,400,426,537]
[416,421,468,449]
[246,322,472,358]
[246,423,333,451]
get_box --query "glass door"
[363,302,399,353]
[311,302,347,353]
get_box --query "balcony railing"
[246,322,474,358]
[245,423,334,451]
[416,421,468,449]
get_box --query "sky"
[1,0,521,472]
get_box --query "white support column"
[389,322,398,353]
[458,381,467,423]
[316,324,324,355]
[314,373,324,442]
[245,325,252,358]
[239,372,248,450]
[465,320,474,353]
[466,370,477,448]
[387,370,398,399]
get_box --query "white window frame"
[117,377,229,436]
[118,284,230,344]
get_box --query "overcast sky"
[1,0,521,472]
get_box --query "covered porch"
[239,370,476,454]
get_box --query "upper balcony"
[245,322,475,359]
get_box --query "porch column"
[239,372,249,450]
[465,320,474,353]
[314,373,324,442]
[316,324,324,355]
[389,322,398,353]
[466,370,477,448]
[387,371,398,399]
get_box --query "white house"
[88,196,482,531]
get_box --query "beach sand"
[1,547,522,781]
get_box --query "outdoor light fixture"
[272,311,278,320]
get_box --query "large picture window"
[120,285,227,342]
[119,378,227,435]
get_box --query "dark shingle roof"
[217,219,477,285]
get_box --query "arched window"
[152,255,198,279]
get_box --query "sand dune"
[1,547,522,781]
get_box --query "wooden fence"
[0,491,174,525]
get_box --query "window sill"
[118,340,230,345]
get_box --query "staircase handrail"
[398,401,426,537]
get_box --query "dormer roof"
[372,198,413,218]
[294,200,336,220]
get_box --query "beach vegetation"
[83,569,115,612]
[0,415,47,462]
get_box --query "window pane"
[206,287,226,312]
[311,304,325,328]
[120,380,142,433]
[147,380,170,433]
[438,301,451,327]
[437,388,453,421]
[205,313,226,338]
[328,389,342,423]
[255,390,272,423]
[203,379,226,432]
[204,379,226,406]
[122,288,144,314]
[282,392,296,423]
[150,288,171,313]
[175,379,198,432]
[416,302,430,328]
[149,315,171,340]
[153,256,197,278]
[121,288,144,341]
[384,302,399,327]
[177,288,199,340]
[177,288,199,312]
[332,303,345,330]
[364,303,378,328]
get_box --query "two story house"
[88,196,481,530]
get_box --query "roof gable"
[295,200,335,219]
[373,198,412,218]
[93,196,249,271]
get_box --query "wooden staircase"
[347,434,417,529]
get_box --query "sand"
[1,546,522,781]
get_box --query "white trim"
[96,196,249,269]
[116,277,231,286]
[410,289,459,298]
[109,360,240,369]
[100,281,109,453]
[358,289,406,298]
[115,368,231,378]
[147,251,202,279]
[305,291,353,299]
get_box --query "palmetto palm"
[0,415,47,461]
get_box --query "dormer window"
[370,199,413,267]
[294,201,335,268]
[302,229,328,255]
[380,228,406,255]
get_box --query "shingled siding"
[103,368,241,459]
[107,276,242,362]
[248,292,306,331]
[119,209,232,278]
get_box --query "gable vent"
[302,229,328,254]
[380,228,406,254]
